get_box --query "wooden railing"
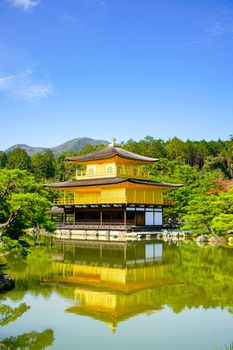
[54,197,127,205]
[55,222,133,229]
[75,169,149,180]
[54,198,74,205]
[54,197,173,206]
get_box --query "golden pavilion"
[46,139,182,233]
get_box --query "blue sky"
[0,0,233,150]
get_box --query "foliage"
[0,329,54,350]
[122,136,233,174]
[6,148,31,171]
[0,303,30,326]
[182,184,233,235]
[0,255,54,348]
[1,237,30,258]
[212,214,233,235]
[0,262,7,273]
[0,152,7,169]
[0,169,54,237]
[31,151,55,181]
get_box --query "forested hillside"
[4,137,108,156]
[0,136,233,236]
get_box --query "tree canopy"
[0,169,54,236]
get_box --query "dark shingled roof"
[47,207,65,215]
[66,146,158,163]
[45,177,183,189]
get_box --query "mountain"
[5,137,109,156]
[5,144,49,156]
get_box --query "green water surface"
[1,240,233,350]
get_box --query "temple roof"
[65,304,156,330]
[47,206,65,215]
[45,177,183,189]
[66,145,158,163]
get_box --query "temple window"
[107,166,113,175]
[88,168,94,176]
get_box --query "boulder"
[209,235,227,246]
[179,231,189,238]
[196,234,209,242]
[169,231,179,238]
[19,239,31,248]
[0,273,15,292]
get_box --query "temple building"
[46,139,182,234]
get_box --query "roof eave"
[45,178,183,190]
[66,154,158,163]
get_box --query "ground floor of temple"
[50,204,164,230]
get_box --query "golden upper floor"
[52,180,177,206]
[75,162,149,180]
[66,145,158,180]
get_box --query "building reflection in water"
[50,240,178,333]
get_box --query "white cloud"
[204,19,233,38]
[60,13,76,22]
[8,0,40,11]
[0,69,53,102]
[187,7,233,45]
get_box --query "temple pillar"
[123,207,127,226]
[100,208,103,225]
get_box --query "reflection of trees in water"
[161,243,233,312]
[0,243,233,347]
[0,303,30,326]
[0,304,54,350]
[3,243,233,315]
[0,263,7,272]
[50,243,233,315]
[0,329,54,350]
[0,286,54,350]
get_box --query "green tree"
[212,213,233,234]
[0,169,54,236]
[182,189,233,235]
[6,148,31,171]
[53,153,67,181]
[54,152,76,182]
[0,152,7,169]
[165,137,185,162]
[195,140,209,169]
[78,143,96,155]
[31,151,55,181]
[123,139,140,154]
[222,137,233,177]
[137,136,166,158]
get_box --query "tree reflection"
[1,241,233,340]
[0,303,30,326]
[0,279,54,350]
[0,329,54,350]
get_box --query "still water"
[1,240,233,350]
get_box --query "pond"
[0,239,233,350]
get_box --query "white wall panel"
[154,211,162,226]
